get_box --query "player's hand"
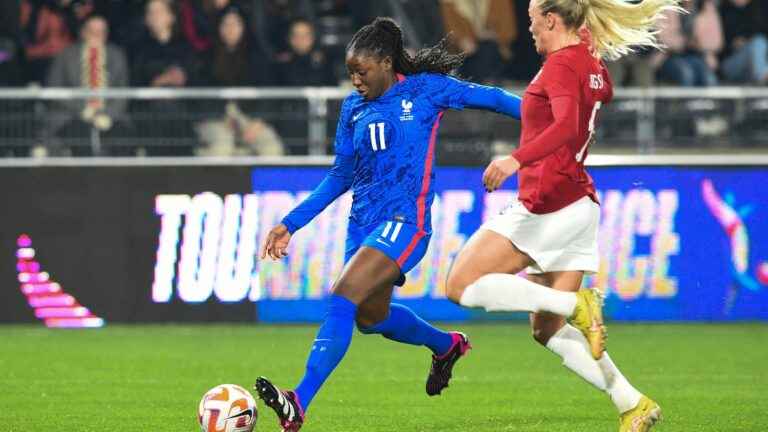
[483,156,520,192]
[260,223,292,260]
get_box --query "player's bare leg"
[446,229,533,301]
[355,255,470,396]
[355,283,394,329]
[446,230,576,317]
[447,230,605,358]
[447,230,656,429]
[256,247,400,431]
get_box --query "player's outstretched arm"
[461,84,522,120]
[426,74,521,120]
[261,155,353,261]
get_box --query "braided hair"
[347,17,465,75]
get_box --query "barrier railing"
[0,86,766,158]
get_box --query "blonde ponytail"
[537,0,685,61]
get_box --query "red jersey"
[512,42,613,214]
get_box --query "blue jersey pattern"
[335,73,477,231]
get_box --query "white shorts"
[480,196,600,275]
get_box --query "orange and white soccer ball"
[198,384,258,432]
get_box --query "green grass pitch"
[2,323,766,431]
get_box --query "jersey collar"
[377,73,408,101]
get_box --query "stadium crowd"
[0,0,765,157]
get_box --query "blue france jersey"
[334,73,477,231]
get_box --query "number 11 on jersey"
[369,122,386,151]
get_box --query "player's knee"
[355,317,380,332]
[445,271,470,304]
[331,278,365,304]
[531,327,550,345]
[355,304,388,330]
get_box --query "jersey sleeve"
[281,154,355,234]
[460,84,521,119]
[333,94,356,156]
[424,73,521,118]
[423,73,477,110]
[282,95,357,234]
[512,60,581,166]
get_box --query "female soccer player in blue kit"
[256,17,522,431]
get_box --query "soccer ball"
[198,384,258,432]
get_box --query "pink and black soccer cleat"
[426,332,472,396]
[254,376,304,432]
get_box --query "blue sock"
[358,303,454,356]
[294,295,356,412]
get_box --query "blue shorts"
[345,220,431,286]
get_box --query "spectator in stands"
[178,0,248,55]
[395,0,446,48]
[202,6,270,87]
[0,1,24,86]
[130,0,197,156]
[719,0,767,84]
[693,0,724,79]
[606,49,656,87]
[1,1,21,44]
[249,0,315,59]
[196,5,283,156]
[347,2,388,31]
[439,0,517,84]
[0,1,34,156]
[45,14,130,156]
[505,0,539,82]
[21,0,76,83]
[275,18,335,86]
[130,0,196,88]
[348,1,445,50]
[0,39,24,87]
[269,16,332,154]
[62,0,96,34]
[96,0,148,49]
[178,0,215,54]
[654,0,722,86]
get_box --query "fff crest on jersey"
[400,99,414,121]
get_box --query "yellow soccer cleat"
[619,395,662,432]
[568,287,606,359]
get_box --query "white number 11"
[369,123,386,151]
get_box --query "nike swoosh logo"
[352,112,363,122]
[225,408,253,420]
[375,238,390,246]
[589,316,603,333]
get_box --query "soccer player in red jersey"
[445,0,683,431]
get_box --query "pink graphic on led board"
[15,234,104,328]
